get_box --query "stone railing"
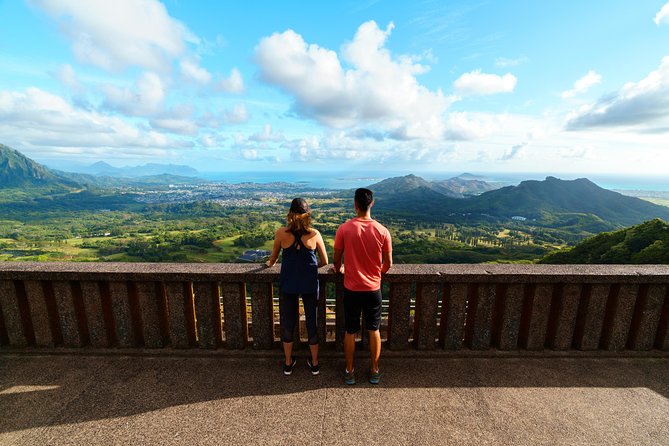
[0,263,667,353]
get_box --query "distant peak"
[90,161,114,167]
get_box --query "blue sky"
[1,0,669,175]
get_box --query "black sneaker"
[307,358,320,376]
[283,357,297,376]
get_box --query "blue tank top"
[279,230,319,294]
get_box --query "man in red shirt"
[333,188,392,385]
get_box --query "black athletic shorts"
[343,288,382,333]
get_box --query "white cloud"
[198,134,226,148]
[0,87,187,155]
[559,146,593,159]
[444,112,509,140]
[499,142,527,161]
[241,149,259,160]
[196,104,250,127]
[216,68,244,93]
[495,56,528,68]
[102,72,165,116]
[565,57,669,131]
[53,64,82,91]
[150,118,198,135]
[180,59,212,84]
[654,2,669,25]
[453,69,517,96]
[282,131,453,163]
[249,124,283,142]
[255,21,452,139]
[34,0,198,72]
[561,70,602,99]
[223,103,250,124]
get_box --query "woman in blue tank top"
[266,198,328,376]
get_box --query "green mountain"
[369,174,490,200]
[431,176,498,196]
[540,219,669,264]
[81,161,200,178]
[0,144,79,190]
[372,174,669,229]
[56,170,206,187]
[462,176,669,226]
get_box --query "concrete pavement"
[1,353,668,445]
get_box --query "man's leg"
[363,289,383,375]
[343,288,362,374]
[368,329,381,373]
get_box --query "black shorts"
[343,288,382,333]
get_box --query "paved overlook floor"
[0,353,668,445]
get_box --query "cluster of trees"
[541,219,669,264]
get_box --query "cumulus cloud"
[444,112,509,141]
[180,59,212,84]
[150,117,198,135]
[561,70,602,99]
[223,103,250,124]
[453,69,517,96]
[282,131,453,163]
[565,57,669,131]
[199,134,226,148]
[229,132,281,162]
[249,124,283,142]
[216,68,244,93]
[102,72,165,116]
[255,21,452,139]
[499,142,527,161]
[33,0,198,72]
[197,103,250,128]
[0,87,186,153]
[654,2,669,25]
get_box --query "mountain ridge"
[370,174,669,228]
[0,144,80,190]
[80,161,200,178]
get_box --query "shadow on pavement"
[0,354,668,433]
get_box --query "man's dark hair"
[354,188,374,212]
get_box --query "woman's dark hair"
[286,197,312,235]
[354,188,374,212]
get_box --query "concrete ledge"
[0,262,668,283]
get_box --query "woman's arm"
[315,232,328,268]
[265,229,283,267]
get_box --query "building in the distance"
[238,249,271,262]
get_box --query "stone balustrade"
[0,262,668,353]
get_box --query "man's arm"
[381,250,392,274]
[333,248,343,273]
[381,229,392,273]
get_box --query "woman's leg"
[302,291,319,365]
[280,293,299,365]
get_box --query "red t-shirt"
[334,218,392,291]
